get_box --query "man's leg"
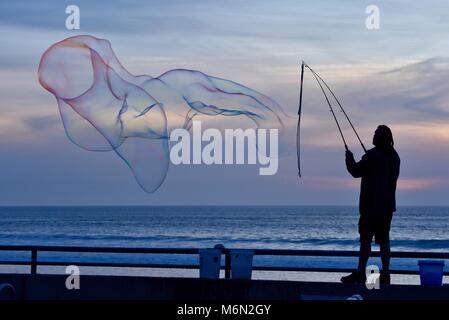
[379,242,391,284]
[380,242,390,271]
[340,216,371,283]
[378,213,393,284]
[358,241,371,272]
[341,241,371,283]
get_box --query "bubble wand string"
[296,62,366,178]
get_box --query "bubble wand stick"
[296,62,366,178]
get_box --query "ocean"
[0,206,448,283]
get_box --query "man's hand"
[346,150,354,161]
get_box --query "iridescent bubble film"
[38,35,284,192]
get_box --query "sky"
[0,0,449,205]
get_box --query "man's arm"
[345,150,368,178]
[395,157,401,180]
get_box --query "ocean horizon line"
[1,204,449,208]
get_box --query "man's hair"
[375,125,394,147]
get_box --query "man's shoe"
[380,271,391,285]
[340,271,366,284]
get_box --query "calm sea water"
[0,206,448,274]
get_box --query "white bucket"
[199,249,221,279]
[230,249,254,279]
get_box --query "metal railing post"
[30,249,37,275]
[224,250,231,279]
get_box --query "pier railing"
[0,245,448,278]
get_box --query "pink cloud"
[304,176,359,189]
[397,178,447,190]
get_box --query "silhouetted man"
[341,125,400,285]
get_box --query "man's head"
[373,125,394,148]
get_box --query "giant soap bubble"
[38,35,284,192]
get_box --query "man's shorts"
[359,212,393,245]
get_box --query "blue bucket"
[418,260,445,286]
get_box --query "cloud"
[398,178,447,190]
[342,58,449,122]
[304,176,359,189]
